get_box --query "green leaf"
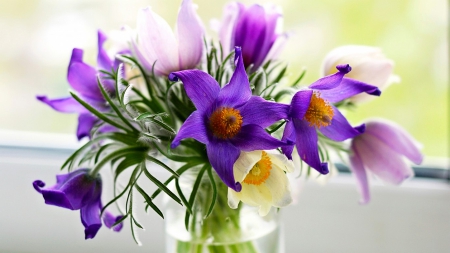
[91,146,148,176]
[175,178,192,215]
[204,166,217,219]
[114,154,145,182]
[141,162,182,205]
[185,164,208,230]
[146,155,179,178]
[135,184,164,219]
[70,91,129,132]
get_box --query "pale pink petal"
[349,148,370,204]
[176,0,205,70]
[218,2,242,57]
[136,7,179,75]
[353,134,414,185]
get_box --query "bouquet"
[33,1,423,252]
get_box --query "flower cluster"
[34,0,422,246]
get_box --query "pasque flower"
[33,169,123,239]
[169,47,290,191]
[349,120,423,204]
[132,0,204,76]
[219,2,287,70]
[37,30,119,140]
[321,45,398,104]
[228,150,294,216]
[282,64,381,174]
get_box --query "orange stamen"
[243,151,272,185]
[304,91,334,128]
[209,107,243,139]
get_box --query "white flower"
[321,45,399,103]
[228,150,294,216]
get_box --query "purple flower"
[219,2,287,70]
[132,0,204,76]
[37,30,118,140]
[33,169,123,239]
[282,64,381,174]
[169,47,289,191]
[349,120,423,204]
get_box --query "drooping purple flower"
[37,30,120,140]
[349,120,423,204]
[282,64,381,174]
[132,0,204,76]
[219,2,287,70]
[33,169,123,239]
[169,47,290,191]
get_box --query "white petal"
[233,151,262,182]
[227,188,241,209]
[267,151,295,173]
[218,2,241,57]
[264,165,292,207]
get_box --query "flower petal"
[77,113,98,140]
[216,47,252,108]
[97,30,112,71]
[289,89,313,119]
[80,199,102,239]
[38,169,95,210]
[293,119,328,174]
[233,150,263,182]
[319,77,381,103]
[227,188,241,209]
[264,164,292,207]
[268,151,295,173]
[353,134,414,185]
[36,96,87,113]
[219,2,242,57]
[320,106,365,141]
[137,7,179,75]
[309,64,351,90]
[176,0,204,70]
[171,110,209,148]
[281,121,295,160]
[231,124,287,152]
[68,61,104,101]
[349,148,370,204]
[239,96,289,128]
[365,120,423,165]
[207,141,241,191]
[169,70,220,112]
[103,211,124,232]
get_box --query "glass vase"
[164,169,283,253]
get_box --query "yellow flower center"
[304,91,334,128]
[209,107,243,139]
[243,151,272,185]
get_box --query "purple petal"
[289,89,313,119]
[309,64,351,90]
[97,30,113,71]
[103,211,124,232]
[281,121,295,160]
[349,148,370,204]
[33,180,45,193]
[80,199,102,239]
[171,111,209,148]
[177,0,204,70]
[169,70,220,112]
[239,96,289,128]
[231,124,287,151]
[77,113,98,140]
[319,106,365,141]
[365,120,423,165]
[69,48,83,66]
[68,62,104,101]
[216,47,252,108]
[319,77,381,103]
[38,169,100,210]
[353,134,414,185]
[293,119,328,174]
[206,141,242,191]
[37,96,87,113]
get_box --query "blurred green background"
[0,0,447,158]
